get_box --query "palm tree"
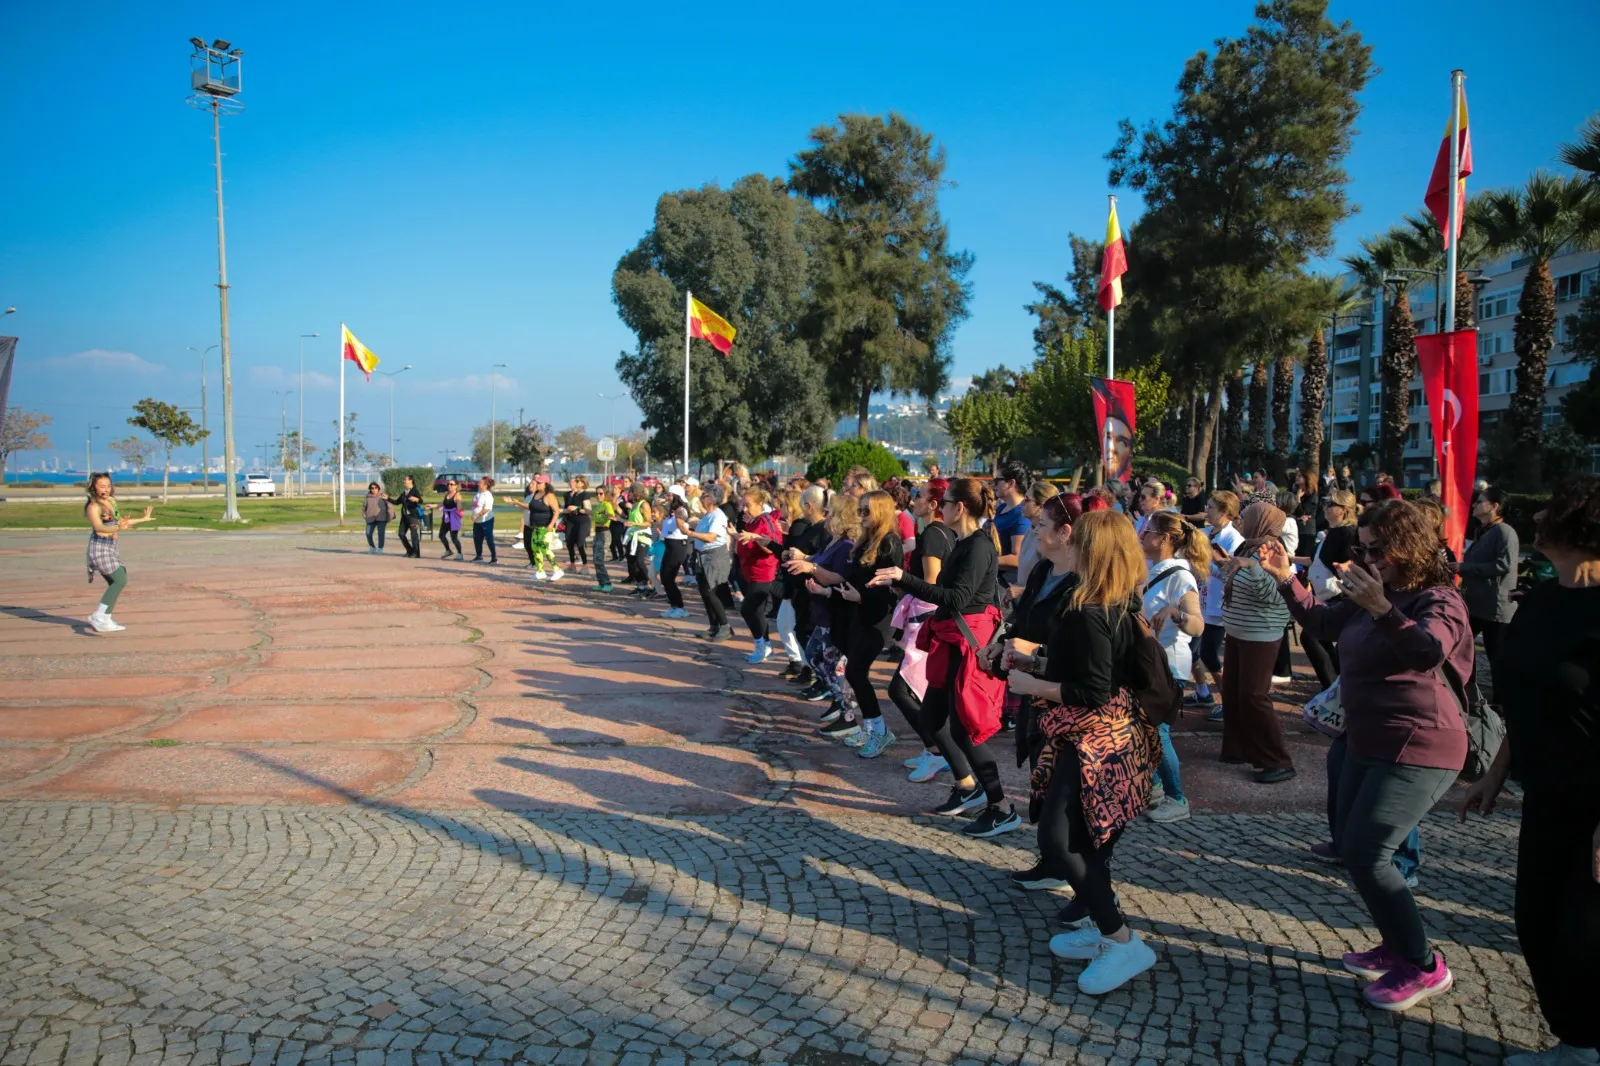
[1342,234,1421,479]
[1394,200,1489,331]
[1298,275,1366,489]
[1475,172,1600,483]
[1559,112,1600,185]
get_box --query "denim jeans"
[471,518,496,561]
[1156,722,1185,804]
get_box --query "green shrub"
[805,440,906,486]
[1131,457,1194,490]
[380,466,435,499]
[1502,492,1546,547]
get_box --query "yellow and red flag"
[1098,201,1127,312]
[341,324,379,380]
[1424,88,1472,248]
[688,296,736,355]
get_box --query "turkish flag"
[1416,330,1479,558]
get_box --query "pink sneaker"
[1342,942,1403,980]
[1361,952,1453,1012]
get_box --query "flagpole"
[683,290,692,480]
[1106,195,1117,379]
[1443,69,1465,333]
[338,323,346,521]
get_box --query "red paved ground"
[0,528,1366,817]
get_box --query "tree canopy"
[129,397,207,501]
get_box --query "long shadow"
[0,604,90,631]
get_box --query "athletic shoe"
[1058,891,1120,930]
[788,667,815,687]
[745,640,772,664]
[531,571,548,582]
[1254,767,1297,784]
[1012,865,1070,891]
[1404,872,1419,889]
[962,804,1023,838]
[99,615,126,632]
[713,625,733,641]
[87,612,116,633]
[1342,943,1403,980]
[662,607,689,619]
[548,567,565,582]
[1271,674,1293,684]
[819,715,860,740]
[1077,934,1157,995]
[1148,797,1191,823]
[1206,705,1225,722]
[594,584,614,593]
[858,730,895,759]
[1308,841,1341,864]
[818,701,844,725]
[1149,782,1166,808]
[644,591,665,601]
[801,681,832,703]
[456,553,465,561]
[781,661,802,679]
[1184,692,1215,708]
[1048,926,1104,960]
[907,753,949,783]
[903,754,925,769]
[842,728,870,749]
[1361,952,1453,1011]
[931,785,986,817]
[1506,1045,1600,1066]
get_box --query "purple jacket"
[1280,579,1472,771]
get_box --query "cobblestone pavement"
[0,530,1542,1064]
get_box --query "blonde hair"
[777,489,802,524]
[1325,488,1359,526]
[1145,511,1211,577]
[825,498,862,542]
[852,474,880,495]
[570,475,588,490]
[1208,489,1241,522]
[1069,511,1145,611]
[743,486,770,509]
[855,490,898,566]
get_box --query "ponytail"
[946,477,1000,551]
[1147,511,1211,577]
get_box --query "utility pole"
[187,344,217,489]
[297,332,318,496]
[490,363,508,481]
[86,424,98,477]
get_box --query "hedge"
[805,440,906,486]
[1131,457,1195,490]
[379,466,435,499]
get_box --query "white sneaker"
[86,611,115,633]
[1149,797,1191,824]
[99,615,126,632]
[745,640,772,664]
[907,753,949,783]
[1077,934,1157,995]
[531,571,548,582]
[549,567,565,582]
[1271,675,1293,685]
[1149,782,1166,808]
[1049,926,1104,960]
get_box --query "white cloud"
[947,375,974,395]
[424,374,520,395]
[250,364,336,390]
[40,349,163,374]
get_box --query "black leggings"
[844,625,889,720]
[888,672,936,748]
[439,527,461,555]
[1274,623,1295,677]
[1516,790,1600,1050]
[610,522,625,560]
[567,517,590,565]
[740,579,782,641]
[1303,634,1339,690]
[627,542,650,586]
[1469,616,1506,701]
[660,540,690,609]
[365,521,387,549]
[1038,745,1124,935]
[398,518,420,557]
[922,683,1002,804]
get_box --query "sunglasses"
[1349,542,1387,559]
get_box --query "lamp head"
[211,39,231,51]
[3,306,14,315]
[189,37,205,49]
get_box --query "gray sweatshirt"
[1458,520,1519,623]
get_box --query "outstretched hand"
[867,566,903,588]
[1257,539,1293,583]
[837,582,862,603]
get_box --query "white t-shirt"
[693,508,729,552]
[660,513,688,540]
[1143,558,1199,681]
[472,490,495,522]
[1203,522,1244,624]
[1280,517,1299,556]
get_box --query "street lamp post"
[490,363,508,481]
[187,37,245,521]
[297,332,319,496]
[186,344,218,489]
[272,390,294,482]
[598,390,625,481]
[86,425,99,477]
[374,365,412,467]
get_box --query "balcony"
[1333,403,1360,421]
[1333,346,1362,364]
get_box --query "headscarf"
[1223,502,1287,606]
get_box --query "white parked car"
[240,474,277,497]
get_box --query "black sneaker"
[818,701,844,725]
[963,804,1024,838]
[1010,864,1070,891]
[819,714,860,739]
[1184,692,1215,708]
[789,666,816,687]
[781,661,802,679]
[930,785,986,817]
[801,681,831,702]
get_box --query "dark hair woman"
[438,479,465,561]
[1458,485,1519,698]
[1220,502,1296,782]
[779,486,833,686]
[734,486,785,664]
[563,475,593,571]
[1004,510,1160,996]
[362,481,392,554]
[889,477,957,782]
[1260,498,1472,1012]
[471,477,498,563]
[867,478,1020,838]
[83,474,153,632]
[1461,477,1600,1066]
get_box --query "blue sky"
[2,0,1596,471]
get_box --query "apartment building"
[1277,246,1598,485]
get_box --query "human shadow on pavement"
[0,604,92,631]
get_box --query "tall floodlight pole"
[375,365,412,466]
[273,390,293,479]
[297,332,318,496]
[599,390,625,481]
[86,425,99,476]
[1443,70,1466,333]
[187,37,245,520]
[186,344,217,489]
[490,363,508,481]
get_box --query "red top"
[896,510,915,545]
[736,511,783,583]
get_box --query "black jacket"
[896,529,999,619]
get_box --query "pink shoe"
[1361,952,1453,1012]
[1342,942,1403,980]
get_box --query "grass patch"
[143,738,181,747]
[0,496,360,531]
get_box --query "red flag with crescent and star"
[1416,331,1479,557]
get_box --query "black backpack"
[1125,607,1183,727]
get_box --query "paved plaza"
[0,529,1545,1065]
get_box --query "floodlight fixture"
[190,36,205,49]
[212,39,230,50]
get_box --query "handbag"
[1435,658,1505,782]
[1301,678,1345,737]
[1307,538,1342,603]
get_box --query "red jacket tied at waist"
[922,606,1006,746]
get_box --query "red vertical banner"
[1416,330,1480,557]
[1091,377,1137,483]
